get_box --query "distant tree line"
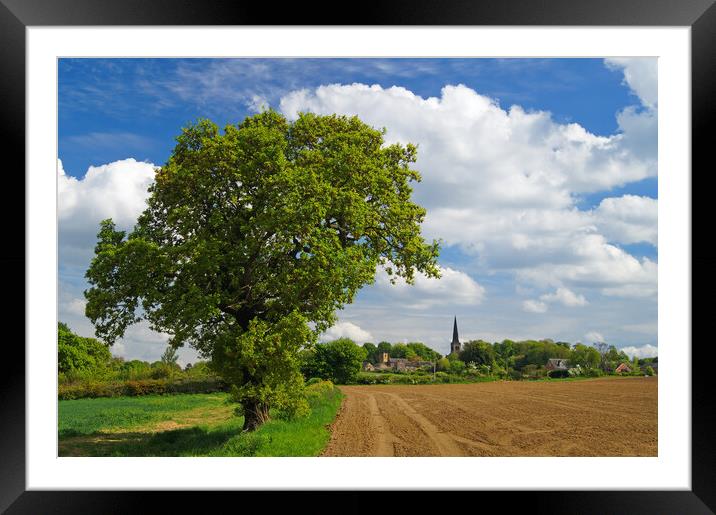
[300,336,657,384]
[60,321,656,395]
[58,322,224,399]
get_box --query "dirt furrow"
[322,378,657,457]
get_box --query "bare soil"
[322,377,657,457]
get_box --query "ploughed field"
[322,377,657,457]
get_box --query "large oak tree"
[84,111,439,430]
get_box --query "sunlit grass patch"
[58,383,343,457]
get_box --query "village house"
[363,352,433,372]
[362,317,465,373]
[614,362,632,374]
[545,358,569,372]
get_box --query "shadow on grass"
[59,424,260,457]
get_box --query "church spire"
[451,316,461,354]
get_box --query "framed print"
[3,0,713,512]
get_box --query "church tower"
[450,316,461,355]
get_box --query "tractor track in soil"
[321,377,657,457]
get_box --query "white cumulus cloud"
[619,343,658,359]
[59,158,157,268]
[279,81,657,300]
[605,58,657,109]
[374,265,485,309]
[592,194,658,246]
[584,331,605,343]
[540,287,588,307]
[522,300,548,313]
[321,321,373,343]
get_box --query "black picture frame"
[2,1,712,513]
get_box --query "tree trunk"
[242,400,270,431]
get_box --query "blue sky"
[58,58,658,364]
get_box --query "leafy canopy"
[58,322,112,374]
[84,111,439,428]
[302,338,367,385]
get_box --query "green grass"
[58,384,344,457]
[59,392,231,437]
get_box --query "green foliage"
[149,361,178,379]
[583,367,604,377]
[521,364,546,379]
[362,342,378,363]
[436,357,451,371]
[548,369,570,379]
[514,340,569,370]
[376,341,392,361]
[161,346,179,365]
[644,366,655,376]
[302,338,367,384]
[448,359,466,375]
[58,322,112,375]
[389,343,408,359]
[216,312,313,428]
[405,342,441,361]
[569,343,601,369]
[58,377,228,400]
[84,111,439,429]
[119,360,153,380]
[354,371,494,385]
[459,340,495,366]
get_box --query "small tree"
[593,341,610,371]
[459,340,494,366]
[449,359,466,375]
[161,345,179,365]
[362,342,378,363]
[305,338,367,384]
[58,322,112,375]
[436,357,451,371]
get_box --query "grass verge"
[58,382,343,457]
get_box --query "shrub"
[508,369,522,381]
[567,367,582,377]
[58,322,112,374]
[583,368,604,377]
[303,338,367,384]
[436,357,451,371]
[57,377,228,400]
[149,361,176,379]
[303,379,340,407]
[434,371,449,383]
[548,369,569,379]
[449,360,466,375]
[644,366,655,376]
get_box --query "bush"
[58,322,112,375]
[433,371,449,382]
[643,366,655,376]
[57,377,228,400]
[449,360,466,375]
[355,372,392,384]
[436,357,451,371]
[548,369,569,379]
[583,368,604,377]
[150,361,178,379]
[508,369,522,380]
[303,338,367,384]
